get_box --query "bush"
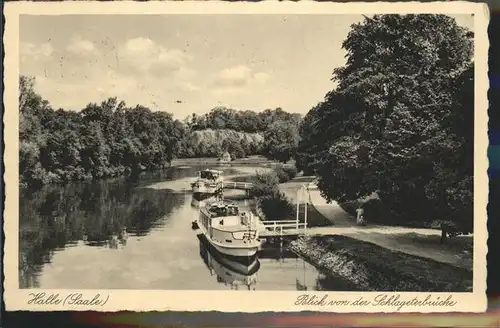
[282,165,298,180]
[248,171,280,198]
[273,164,298,183]
[248,170,294,221]
[273,165,290,183]
[258,191,294,221]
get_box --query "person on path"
[356,206,366,226]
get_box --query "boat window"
[210,206,227,217]
[227,206,238,216]
[200,171,213,179]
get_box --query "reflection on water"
[198,234,260,290]
[19,165,351,290]
[19,178,186,288]
[190,193,216,209]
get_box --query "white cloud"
[254,72,271,84]
[20,42,54,61]
[67,37,99,56]
[211,87,246,97]
[179,82,201,92]
[33,69,138,110]
[213,65,252,87]
[118,37,192,77]
[98,69,138,96]
[212,65,271,87]
[211,65,271,96]
[174,67,197,81]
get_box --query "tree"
[263,120,300,163]
[308,14,474,227]
[19,76,182,186]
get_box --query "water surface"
[19,165,347,290]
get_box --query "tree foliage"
[248,169,294,221]
[297,14,474,228]
[19,77,184,187]
[19,76,302,187]
[185,106,301,133]
[263,120,300,163]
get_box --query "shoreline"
[170,156,285,167]
[273,176,473,271]
[288,235,473,292]
[20,156,277,189]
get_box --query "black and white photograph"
[3,1,489,313]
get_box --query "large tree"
[263,120,300,163]
[302,14,474,227]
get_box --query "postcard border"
[3,1,490,313]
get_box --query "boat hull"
[212,242,259,257]
[197,217,260,258]
[197,234,259,271]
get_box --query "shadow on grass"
[348,231,474,270]
[297,203,333,227]
[289,176,317,183]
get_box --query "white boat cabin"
[199,202,258,247]
[197,169,223,181]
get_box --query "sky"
[20,14,474,119]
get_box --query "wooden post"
[304,186,308,235]
[296,188,300,229]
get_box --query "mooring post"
[296,188,300,230]
[304,186,308,235]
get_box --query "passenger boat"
[191,193,215,209]
[198,234,259,290]
[197,200,260,257]
[191,169,224,196]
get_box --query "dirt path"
[290,182,473,270]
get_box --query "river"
[19,164,346,291]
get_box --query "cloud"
[20,42,54,61]
[211,65,271,96]
[211,87,246,97]
[212,65,252,87]
[253,72,271,84]
[118,37,192,77]
[179,82,201,92]
[33,69,138,110]
[67,37,99,56]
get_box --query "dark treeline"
[19,76,301,187]
[20,76,184,186]
[296,15,474,230]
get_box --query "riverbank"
[289,235,473,292]
[305,185,473,269]
[234,171,472,270]
[171,156,287,167]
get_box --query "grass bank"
[289,235,472,292]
